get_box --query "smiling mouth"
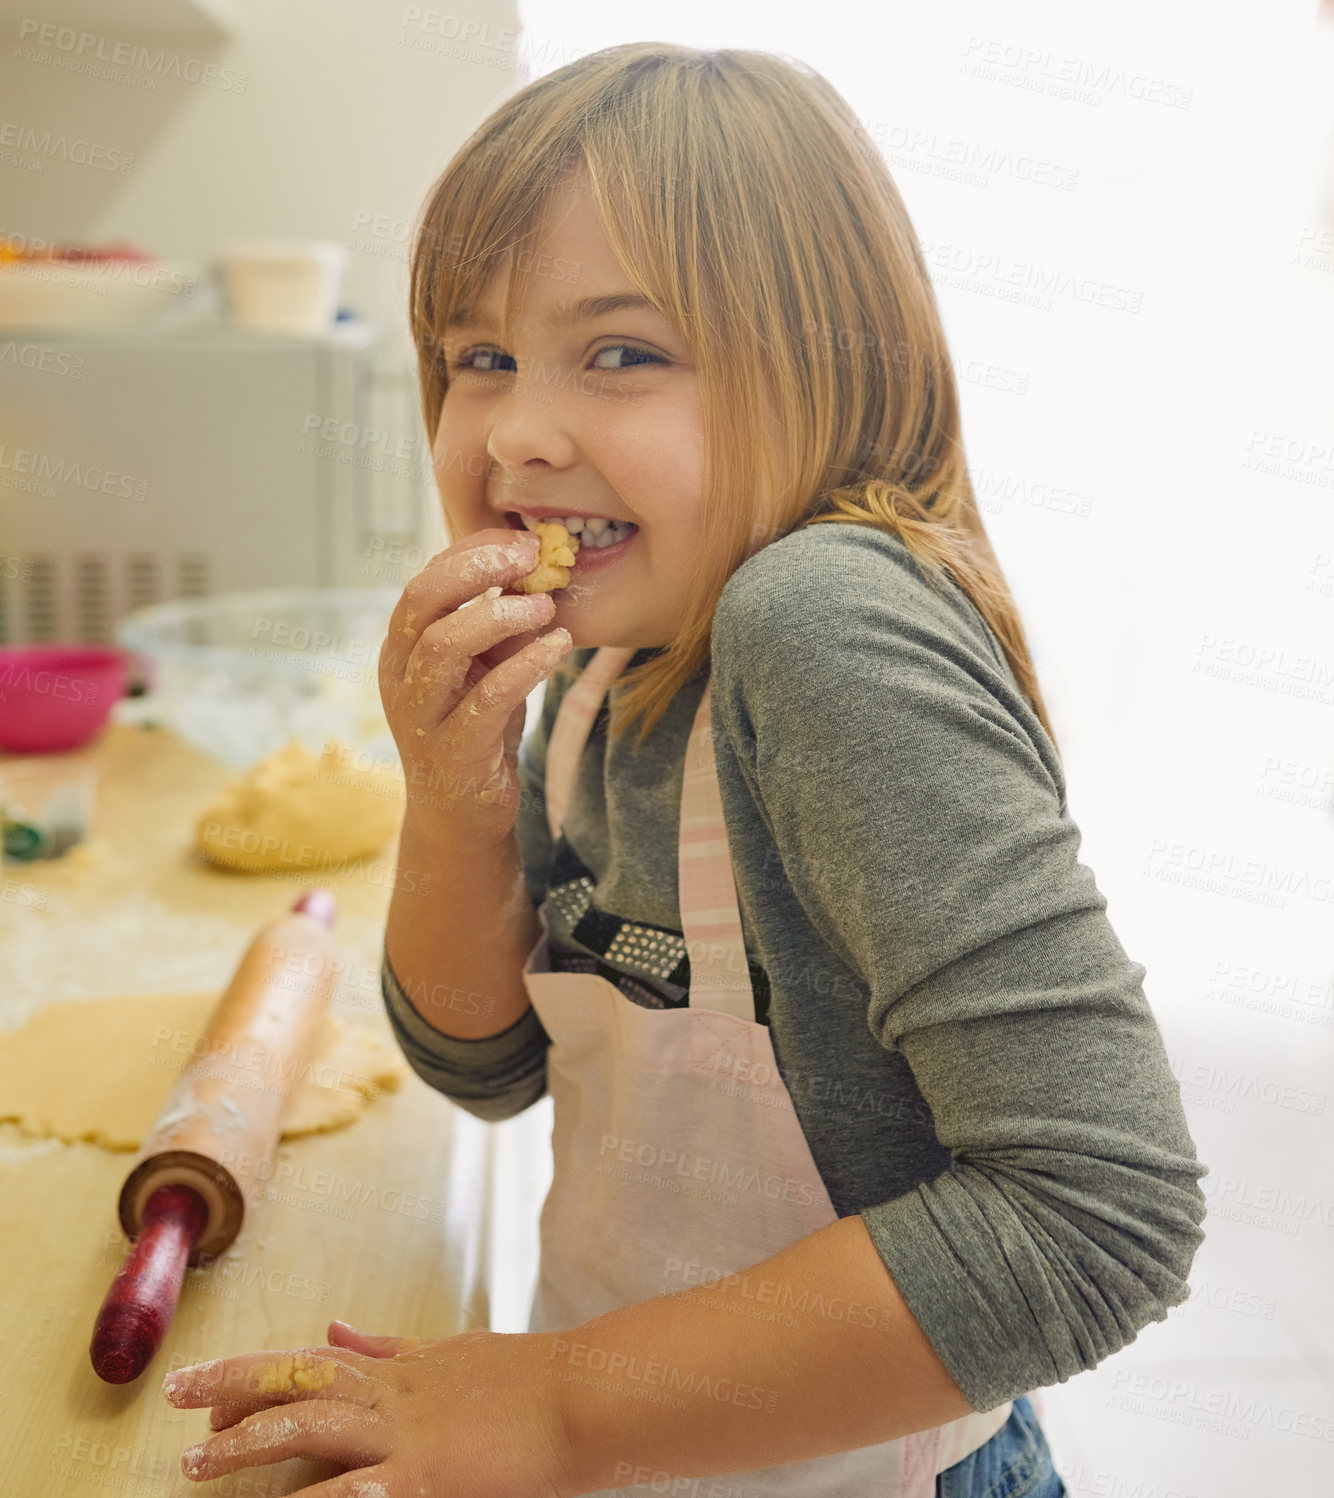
[504,510,639,550]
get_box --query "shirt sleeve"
[380,948,549,1122]
[377,662,576,1123]
[709,523,1209,1413]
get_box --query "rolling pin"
[89,888,339,1384]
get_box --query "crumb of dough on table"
[196,739,404,874]
[512,520,580,593]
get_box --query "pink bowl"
[0,646,128,753]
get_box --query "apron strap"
[543,646,757,1022]
[678,679,755,1020]
[543,645,635,844]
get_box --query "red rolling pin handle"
[89,1184,209,1384]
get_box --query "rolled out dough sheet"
[0,993,406,1151]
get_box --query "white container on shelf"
[219,239,346,334]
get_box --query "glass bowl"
[116,588,401,770]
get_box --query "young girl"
[164,43,1208,1498]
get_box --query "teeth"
[583,519,636,549]
[516,512,637,549]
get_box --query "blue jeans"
[936,1395,1067,1498]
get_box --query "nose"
[484,374,578,487]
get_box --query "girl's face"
[433,161,712,649]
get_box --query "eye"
[591,343,662,371]
[448,343,663,376]
[449,348,516,374]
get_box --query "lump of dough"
[513,521,580,593]
[196,740,404,875]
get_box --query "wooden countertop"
[0,723,518,1495]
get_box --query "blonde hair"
[410,42,1060,754]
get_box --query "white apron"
[522,647,1013,1496]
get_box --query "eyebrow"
[446,292,657,331]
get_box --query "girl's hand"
[163,1321,577,1497]
[378,527,573,845]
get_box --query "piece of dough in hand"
[513,521,580,593]
[197,740,404,874]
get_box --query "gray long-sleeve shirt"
[381,520,1208,1412]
